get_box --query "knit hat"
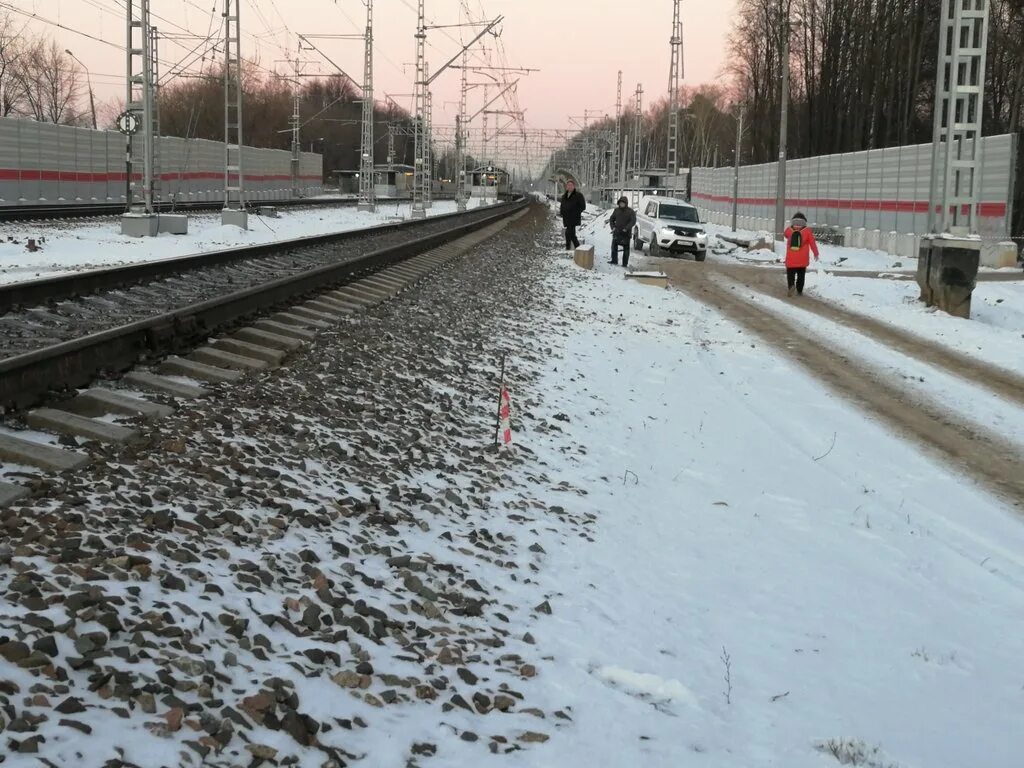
[792,212,807,226]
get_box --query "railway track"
[0,194,464,223]
[0,199,528,413]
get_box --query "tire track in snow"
[666,269,1024,511]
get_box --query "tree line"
[560,0,1024,235]
[0,14,86,124]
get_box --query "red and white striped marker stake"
[499,389,512,445]
[494,354,512,446]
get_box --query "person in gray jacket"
[607,196,636,267]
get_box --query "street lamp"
[65,49,97,130]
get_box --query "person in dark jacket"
[607,196,636,267]
[559,180,586,251]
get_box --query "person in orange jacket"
[783,212,819,296]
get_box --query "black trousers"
[786,267,807,294]
[611,232,630,266]
[564,224,580,250]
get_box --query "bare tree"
[0,11,29,117]
[16,39,83,124]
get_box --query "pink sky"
[14,0,737,132]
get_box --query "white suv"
[633,195,708,261]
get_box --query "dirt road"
[655,258,1024,509]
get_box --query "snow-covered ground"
[573,203,1024,378]
[809,272,1024,376]
[0,198,490,285]
[4,207,1023,767]
[521,250,1024,768]
[703,221,913,272]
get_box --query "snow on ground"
[808,272,1024,376]
[573,202,1024,379]
[517,250,1024,768]
[0,198,490,285]
[704,221,915,272]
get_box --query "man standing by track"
[607,196,636,267]
[559,180,586,252]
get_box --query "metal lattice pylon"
[632,84,643,174]
[223,0,245,214]
[149,25,161,205]
[125,0,155,213]
[411,0,427,218]
[424,71,433,209]
[929,0,990,235]
[455,51,469,211]
[358,0,376,211]
[614,70,623,186]
[666,0,683,179]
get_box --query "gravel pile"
[0,205,595,767]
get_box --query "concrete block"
[301,299,350,317]
[852,228,866,248]
[157,214,189,235]
[917,236,980,318]
[71,389,175,420]
[121,213,159,238]
[320,292,370,310]
[257,206,280,218]
[221,208,249,230]
[212,337,287,365]
[191,346,270,372]
[0,432,90,472]
[306,297,356,314]
[344,281,392,298]
[360,275,405,292]
[288,305,341,324]
[271,311,330,329]
[122,371,209,399]
[327,288,382,306]
[864,229,881,251]
[574,244,595,270]
[625,271,669,288]
[232,327,303,352]
[252,320,317,341]
[27,407,140,444]
[896,233,919,262]
[357,203,375,212]
[0,481,28,508]
[842,227,853,247]
[980,240,1020,269]
[160,355,243,383]
[885,231,899,256]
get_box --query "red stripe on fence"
[0,168,321,184]
[690,191,1005,218]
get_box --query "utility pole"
[774,1,791,242]
[66,50,97,129]
[456,51,469,211]
[358,0,375,211]
[632,84,643,175]
[121,0,158,236]
[291,55,302,198]
[732,106,743,232]
[614,70,623,188]
[667,0,683,185]
[222,0,247,228]
[411,0,428,218]
[424,63,433,209]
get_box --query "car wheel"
[633,236,643,250]
[695,252,706,262]
[649,236,660,257]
